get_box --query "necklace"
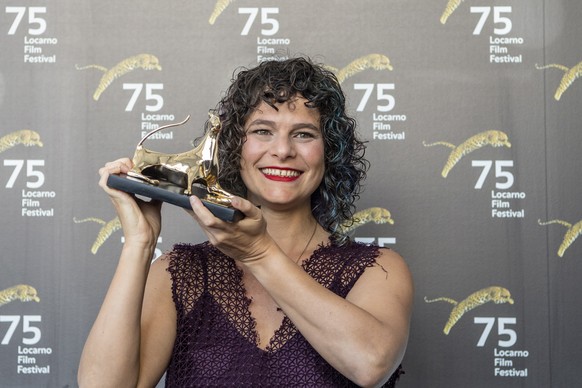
[294,222,318,264]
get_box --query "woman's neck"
[261,207,323,259]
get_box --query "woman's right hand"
[79,160,172,387]
[98,158,162,250]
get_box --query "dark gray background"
[0,1,579,387]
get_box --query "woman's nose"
[271,135,296,159]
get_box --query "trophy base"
[106,174,243,222]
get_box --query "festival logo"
[0,284,50,375]
[324,54,393,84]
[0,285,40,307]
[2,129,52,217]
[73,216,121,254]
[423,130,511,178]
[425,286,514,334]
[0,130,43,154]
[538,217,582,257]
[75,54,162,101]
[536,59,582,100]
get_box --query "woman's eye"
[294,131,315,139]
[251,129,271,135]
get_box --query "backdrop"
[1,1,580,387]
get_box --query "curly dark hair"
[215,57,369,245]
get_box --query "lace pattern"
[165,241,403,387]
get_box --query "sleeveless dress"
[165,241,403,387]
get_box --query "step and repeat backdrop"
[0,1,580,387]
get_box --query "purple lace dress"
[165,241,403,387]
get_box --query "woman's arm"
[246,246,413,387]
[78,159,176,387]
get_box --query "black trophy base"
[107,174,243,222]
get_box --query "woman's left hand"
[187,195,276,263]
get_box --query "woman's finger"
[188,196,225,228]
[98,158,134,195]
[230,196,261,220]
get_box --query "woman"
[78,57,413,387]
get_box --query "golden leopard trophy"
[107,112,243,222]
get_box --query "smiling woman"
[79,57,413,388]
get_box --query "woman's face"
[240,96,325,210]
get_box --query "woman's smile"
[260,167,302,181]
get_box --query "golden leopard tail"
[0,285,40,307]
[538,218,572,228]
[75,64,108,72]
[424,296,458,305]
[422,140,456,177]
[535,63,569,72]
[137,116,190,147]
[335,54,393,84]
[442,130,510,178]
[440,0,463,24]
[535,62,579,100]
[74,217,121,254]
[73,217,106,226]
[0,130,43,153]
[92,54,162,101]
[209,0,235,25]
[422,140,456,149]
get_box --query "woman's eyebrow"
[246,119,275,127]
[246,119,319,131]
[291,123,320,131]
